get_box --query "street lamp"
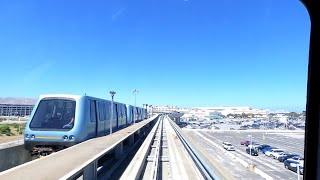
[109,91,116,135]
[248,134,254,168]
[143,104,148,119]
[133,89,139,107]
[149,105,153,116]
[133,89,139,124]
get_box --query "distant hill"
[0,97,37,105]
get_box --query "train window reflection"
[30,99,76,130]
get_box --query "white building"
[192,106,269,117]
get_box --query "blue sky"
[0,0,310,112]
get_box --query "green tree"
[241,113,248,118]
[287,112,300,117]
[0,125,12,136]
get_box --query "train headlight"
[63,135,69,141]
[30,134,35,139]
[25,134,30,139]
[69,135,75,141]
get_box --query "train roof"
[38,94,144,108]
[39,94,82,100]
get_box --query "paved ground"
[183,129,305,180]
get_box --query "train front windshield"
[30,99,76,130]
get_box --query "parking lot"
[183,129,304,180]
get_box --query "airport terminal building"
[0,97,36,117]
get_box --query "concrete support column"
[83,161,97,180]
[128,134,134,146]
[135,129,140,135]
[174,117,180,124]
[115,142,123,160]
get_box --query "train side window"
[113,104,117,119]
[105,102,111,120]
[120,105,123,118]
[90,100,97,122]
[98,102,105,121]
[122,105,126,118]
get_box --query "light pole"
[109,91,116,135]
[17,115,20,143]
[133,89,139,107]
[248,134,254,169]
[149,105,152,117]
[143,104,148,119]
[133,89,139,124]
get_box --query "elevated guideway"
[120,115,201,179]
[0,115,159,180]
[120,115,234,180]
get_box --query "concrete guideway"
[121,115,202,180]
[121,115,237,180]
[0,140,23,150]
[0,115,159,180]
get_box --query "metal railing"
[167,115,222,180]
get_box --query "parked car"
[257,144,270,151]
[287,156,304,163]
[278,154,300,162]
[246,147,258,156]
[265,149,285,157]
[223,142,235,151]
[239,126,248,130]
[284,159,304,175]
[240,140,257,146]
[248,143,260,149]
[273,152,288,159]
[240,140,250,146]
[261,146,277,154]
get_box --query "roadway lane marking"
[204,132,295,171]
[203,131,304,178]
[194,131,273,180]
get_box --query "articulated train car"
[24,94,147,153]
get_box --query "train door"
[115,104,119,129]
[113,103,118,130]
[90,100,98,137]
[105,102,111,134]
[123,105,127,126]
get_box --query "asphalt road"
[183,129,304,180]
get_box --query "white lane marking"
[194,131,273,180]
[202,131,304,178]
[216,155,224,162]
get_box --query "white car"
[287,156,304,163]
[223,142,235,151]
[273,152,288,159]
[248,143,260,149]
[265,149,285,157]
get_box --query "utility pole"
[109,91,116,135]
[133,89,139,107]
[17,116,20,143]
[143,104,148,119]
[133,89,139,124]
[149,105,153,117]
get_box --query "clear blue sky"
[0,0,310,112]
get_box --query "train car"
[24,94,142,155]
[126,105,134,125]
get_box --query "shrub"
[0,125,12,136]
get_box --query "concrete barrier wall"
[0,145,33,172]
